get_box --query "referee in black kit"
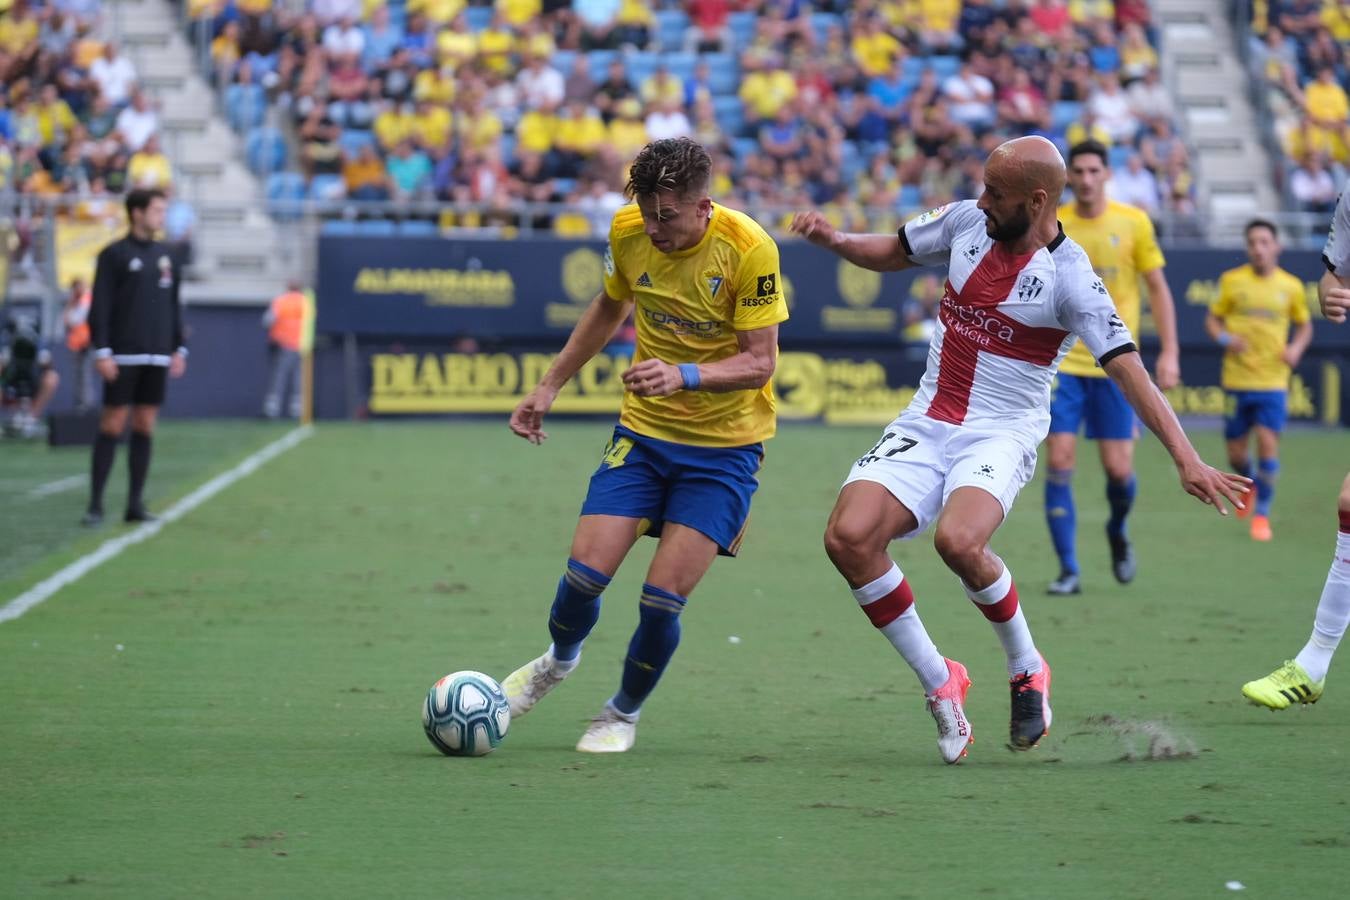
[82,188,187,526]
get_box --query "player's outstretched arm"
[509,291,632,444]
[622,324,779,397]
[1103,350,1252,515]
[1318,269,1350,324]
[788,211,916,272]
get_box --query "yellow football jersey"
[1210,265,1310,391]
[1058,200,1166,377]
[602,203,788,447]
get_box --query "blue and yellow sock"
[612,584,686,716]
[1045,468,1078,575]
[1256,458,1279,517]
[548,559,610,662]
[1105,474,1137,541]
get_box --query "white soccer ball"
[422,670,511,757]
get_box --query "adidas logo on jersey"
[636,272,653,288]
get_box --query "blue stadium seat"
[357,220,398,235]
[663,52,698,83]
[624,52,661,88]
[244,127,286,176]
[731,136,758,161]
[1052,101,1083,132]
[224,83,265,131]
[712,95,744,137]
[465,6,492,32]
[265,172,306,221]
[396,220,439,236]
[498,132,516,164]
[704,53,739,95]
[899,184,922,211]
[1109,144,1133,169]
[551,49,577,77]
[338,129,375,156]
[310,173,346,201]
[656,9,689,50]
[902,57,924,80]
[728,11,756,48]
[552,177,577,197]
[320,220,361,236]
[811,12,842,44]
[928,56,961,80]
[586,49,619,83]
[840,141,862,181]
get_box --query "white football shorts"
[841,413,1038,538]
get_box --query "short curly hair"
[625,138,712,200]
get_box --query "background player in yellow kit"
[500,138,789,753]
[1205,219,1313,542]
[1044,141,1180,595]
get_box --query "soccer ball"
[422,670,511,757]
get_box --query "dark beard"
[987,208,1033,242]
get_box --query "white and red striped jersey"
[899,200,1136,439]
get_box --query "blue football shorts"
[579,425,763,556]
[1048,372,1139,441]
[1224,390,1288,439]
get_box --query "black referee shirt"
[89,235,185,365]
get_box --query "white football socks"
[1294,530,1350,683]
[853,563,951,694]
[964,565,1041,676]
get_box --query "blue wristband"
[1217,333,1233,348]
[678,363,701,390]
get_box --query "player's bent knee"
[932,524,984,573]
[823,518,878,573]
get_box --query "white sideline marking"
[0,426,314,625]
[26,474,87,499]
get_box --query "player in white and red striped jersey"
[791,137,1249,764]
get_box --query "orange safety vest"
[65,292,91,352]
[269,290,307,351]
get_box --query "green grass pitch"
[1,421,1347,898]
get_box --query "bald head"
[986,136,1067,196]
[976,136,1067,247]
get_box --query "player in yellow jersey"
[1044,141,1180,595]
[1205,220,1312,542]
[500,138,788,753]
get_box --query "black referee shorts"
[103,364,168,407]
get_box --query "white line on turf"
[25,474,87,499]
[0,425,314,625]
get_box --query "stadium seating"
[154,1,1196,235]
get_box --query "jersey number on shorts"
[601,436,635,468]
[857,432,918,468]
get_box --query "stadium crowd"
[176,0,1199,235]
[1246,0,1350,217]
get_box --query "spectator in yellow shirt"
[343,143,391,200]
[606,97,648,159]
[554,100,606,174]
[477,12,517,75]
[127,135,174,189]
[374,102,417,151]
[614,0,653,49]
[412,100,453,151]
[739,58,799,125]
[436,13,476,67]
[414,65,457,106]
[1302,66,1350,161]
[408,0,465,26]
[498,0,541,28]
[0,0,38,54]
[640,67,684,109]
[516,108,557,155]
[456,100,504,152]
[851,16,903,78]
[35,85,77,148]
